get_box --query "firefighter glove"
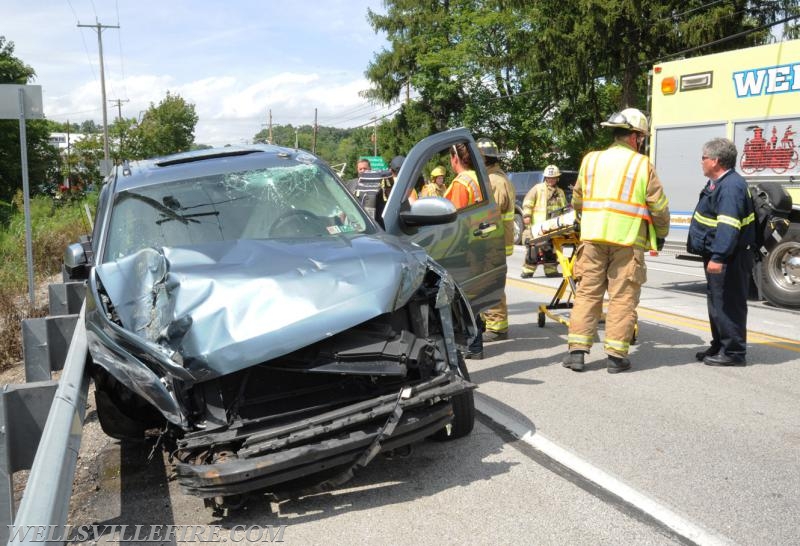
[656,238,665,251]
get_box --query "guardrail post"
[47,282,85,316]
[0,382,59,545]
[21,315,79,383]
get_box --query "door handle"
[473,222,498,237]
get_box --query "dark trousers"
[704,249,752,358]
[469,315,484,353]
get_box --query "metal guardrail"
[0,283,88,545]
[8,304,89,545]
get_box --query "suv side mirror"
[399,197,458,227]
[63,238,93,281]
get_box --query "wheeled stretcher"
[526,211,579,328]
[528,211,638,343]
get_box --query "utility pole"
[77,19,120,169]
[312,108,318,154]
[109,98,129,157]
[372,116,378,156]
[65,120,71,187]
[109,98,129,121]
[268,109,273,144]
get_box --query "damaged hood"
[94,235,429,377]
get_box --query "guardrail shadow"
[72,439,177,545]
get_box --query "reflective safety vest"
[444,170,483,208]
[523,183,567,224]
[575,144,657,248]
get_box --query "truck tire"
[759,224,800,308]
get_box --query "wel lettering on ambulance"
[732,62,800,97]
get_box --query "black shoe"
[695,347,719,362]
[607,356,631,374]
[703,353,746,367]
[520,271,534,279]
[562,351,585,372]
[465,350,483,360]
[483,330,508,343]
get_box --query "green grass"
[0,191,96,370]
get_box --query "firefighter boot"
[483,330,508,342]
[607,355,631,374]
[562,351,585,372]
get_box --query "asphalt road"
[66,247,800,545]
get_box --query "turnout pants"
[704,250,752,359]
[567,242,646,358]
[482,293,508,333]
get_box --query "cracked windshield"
[103,163,370,262]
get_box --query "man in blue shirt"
[687,138,755,366]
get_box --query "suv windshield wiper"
[156,211,220,225]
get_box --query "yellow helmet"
[543,165,561,178]
[431,166,446,178]
[600,107,649,135]
[476,138,501,158]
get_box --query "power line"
[47,108,103,119]
[644,12,800,65]
[320,101,381,124]
[656,0,725,23]
[115,0,129,101]
[67,0,99,85]
[348,106,402,129]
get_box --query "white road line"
[475,393,733,546]
[646,265,706,278]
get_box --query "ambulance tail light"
[661,76,677,95]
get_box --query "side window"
[417,141,489,211]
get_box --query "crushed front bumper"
[174,373,474,497]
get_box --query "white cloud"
[5,0,389,148]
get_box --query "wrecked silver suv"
[64,129,506,511]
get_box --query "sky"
[3,0,393,146]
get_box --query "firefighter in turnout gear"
[477,138,516,342]
[420,166,447,197]
[520,165,567,278]
[562,108,670,374]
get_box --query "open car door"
[382,128,507,314]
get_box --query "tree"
[130,92,198,158]
[78,119,101,134]
[0,36,59,202]
[109,116,139,163]
[365,1,800,170]
[67,134,104,188]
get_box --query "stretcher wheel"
[537,311,546,328]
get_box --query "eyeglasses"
[701,155,712,160]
